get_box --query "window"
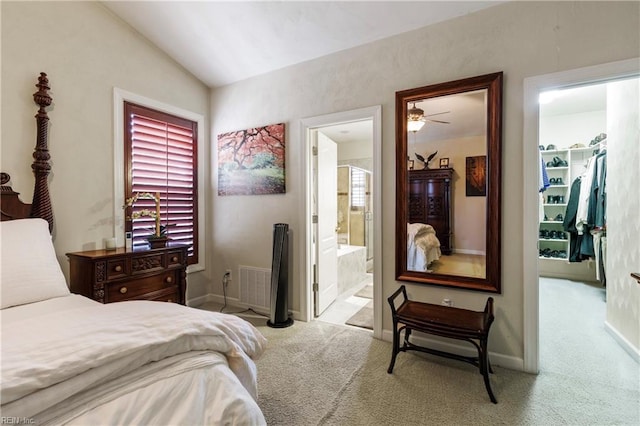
[124,102,198,264]
[350,167,366,209]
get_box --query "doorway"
[523,58,640,373]
[299,106,382,339]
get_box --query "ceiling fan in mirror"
[407,102,450,132]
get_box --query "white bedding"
[1,295,267,425]
[407,222,442,271]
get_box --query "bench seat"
[387,285,497,403]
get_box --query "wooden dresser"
[67,245,188,305]
[408,168,454,255]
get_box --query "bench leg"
[479,338,497,404]
[387,321,400,373]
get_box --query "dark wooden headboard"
[0,72,53,230]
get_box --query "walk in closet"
[538,84,608,282]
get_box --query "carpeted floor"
[242,277,639,425]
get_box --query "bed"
[0,73,267,425]
[407,222,441,272]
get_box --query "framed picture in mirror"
[439,158,449,168]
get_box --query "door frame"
[299,105,383,339]
[522,58,639,373]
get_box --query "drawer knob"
[171,256,178,262]
[165,276,173,284]
[119,286,128,294]
[114,265,123,272]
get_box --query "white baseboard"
[381,329,524,372]
[605,321,640,363]
[192,293,302,320]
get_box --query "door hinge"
[313,264,318,292]
[312,146,318,156]
[312,214,318,223]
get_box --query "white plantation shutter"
[125,102,198,264]
[351,168,366,208]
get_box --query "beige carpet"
[344,300,373,330]
[240,277,639,426]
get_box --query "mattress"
[1,295,267,425]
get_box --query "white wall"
[1,2,211,299]
[540,110,606,150]
[210,1,639,360]
[606,78,640,356]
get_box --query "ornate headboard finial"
[30,72,54,231]
[33,72,52,113]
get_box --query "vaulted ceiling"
[103,1,502,88]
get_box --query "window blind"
[125,102,198,264]
[351,167,366,208]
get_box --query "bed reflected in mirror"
[396,72,502,293]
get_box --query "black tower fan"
[267,223,293,328]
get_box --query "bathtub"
[337,244,368,295]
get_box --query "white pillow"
[1,218,70,309]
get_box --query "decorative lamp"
[407,102,426,133]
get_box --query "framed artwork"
[217,123,286,196]
[465,155,486,196]
[408,159,414,170]
[439,158,449,168]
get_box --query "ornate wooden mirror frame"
[396,72,503,293]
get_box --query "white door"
[315,132,338,316]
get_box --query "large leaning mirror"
[396,72,503,293]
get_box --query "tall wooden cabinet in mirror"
[396,72,502,293]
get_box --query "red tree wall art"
[217,123,286,196]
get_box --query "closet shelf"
[538,256,568,262]
[543,203,568,207]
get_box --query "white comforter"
[1,296,267,425]
[407,222,442,271]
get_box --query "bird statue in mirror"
[415,151,438,169]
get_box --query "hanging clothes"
[575,156,596,236]
[588,149,607,284]
[539,152,550,222]
[563,176,587,262]
[539,151,550,192]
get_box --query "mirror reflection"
[396,72,502,293]
[407,90,487,279]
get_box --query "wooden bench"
[387,285,497,403]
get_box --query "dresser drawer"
[107,272,177,302]
[106,259,127,280]
[167,250,184,267]
[147,288,179,303]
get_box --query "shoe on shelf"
[554,213,564,222]
[546,144,556,151]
